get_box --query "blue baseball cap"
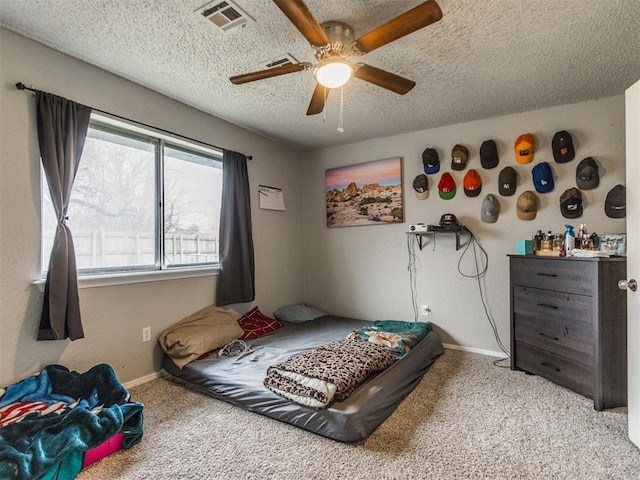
[532,162,554,193]
[422,148,440,174]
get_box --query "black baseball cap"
[498,166,517,196]
[576,157,599,190]
[480,140,499,169]
[439,213,459,226]
[560,187,583,218]
[552,130,575,163]
[605,184,626,218]
[422,148,440,174]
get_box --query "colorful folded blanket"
[347,320,432,357]
[0,364,144,480]
[264,338,397,408]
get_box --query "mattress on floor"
[161,315,444,442]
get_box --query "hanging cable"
[457,231,510,365]
[407,234,419,322]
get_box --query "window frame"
[39,112,223,287]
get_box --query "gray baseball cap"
[481,194,500,223]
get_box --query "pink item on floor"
[82,432,125,468]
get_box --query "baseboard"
[121,346,507,389]
[443,343,509,359]
[123,371,160,389]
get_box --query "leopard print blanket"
[263,338,397,409]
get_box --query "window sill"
[33,267,219,292]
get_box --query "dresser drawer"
[510,257,594,295]
[512,285,594,360]
[515,343,592,399]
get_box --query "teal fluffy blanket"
[347,320,432,357]
[0,364,143,480]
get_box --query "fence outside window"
[42,231,218,271]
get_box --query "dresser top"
[508,254,626,263]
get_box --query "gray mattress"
[161,315,444,442]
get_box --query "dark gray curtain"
[36,91,92,341]
[215,149,255,306]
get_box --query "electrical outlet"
[421,305,431,316]
[142,327,151,342]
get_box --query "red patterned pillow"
[238,307,284,340]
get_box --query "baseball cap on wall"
[605,184,626,218]
[463,169,482,197]
[480,139,499,169]
[532,162,554,193]
[576,157,599,190]
[439,213,459,226]
[413,174,429,200]
[560,187,583,218]
[438,172,456,200]
[552,130,575,163]
[451,144,469,171]
[516,190,538,220]
[498,166,517,196]
[481,194,500,223]
[422,148,440,174]
[514,133,535,164]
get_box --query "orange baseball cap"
[463,169,482,197]
[514,133,535,164]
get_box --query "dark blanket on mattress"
[264,338,397,408]
[0,364,144,480]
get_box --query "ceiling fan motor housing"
[317,21,356,60]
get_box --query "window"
[41,114,222,277]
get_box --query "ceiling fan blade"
[273,0,330,48]
[352,0,443,54]
[307,83,329,115]
[353,64,416,95]
[230,63,311,85]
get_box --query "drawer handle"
[538,332,559,342]
[540,362,561,372]
[537,303,559,310]
[536,272,558,277]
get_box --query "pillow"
[238,307,284,340]
[273,304,328,323]
[158,305,243,369]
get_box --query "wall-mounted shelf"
[407,226,470,251]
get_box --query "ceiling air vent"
[196,0,254,32]
[261,54,299,70]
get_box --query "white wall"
[0,28,304,386]
[303,97,627,354]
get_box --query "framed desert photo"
[326,157,404,228]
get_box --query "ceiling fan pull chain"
[322,85,327,123]
[337,86,345,133]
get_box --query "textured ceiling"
[2,0,640,151]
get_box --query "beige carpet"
[77,349,640,479]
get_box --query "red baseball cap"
[438,172,456,200]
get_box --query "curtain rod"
[15,82,252,160]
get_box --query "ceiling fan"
[230,0,443,116]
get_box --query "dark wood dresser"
[509,255,627,410]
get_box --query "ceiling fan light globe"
[315,61,352,88]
